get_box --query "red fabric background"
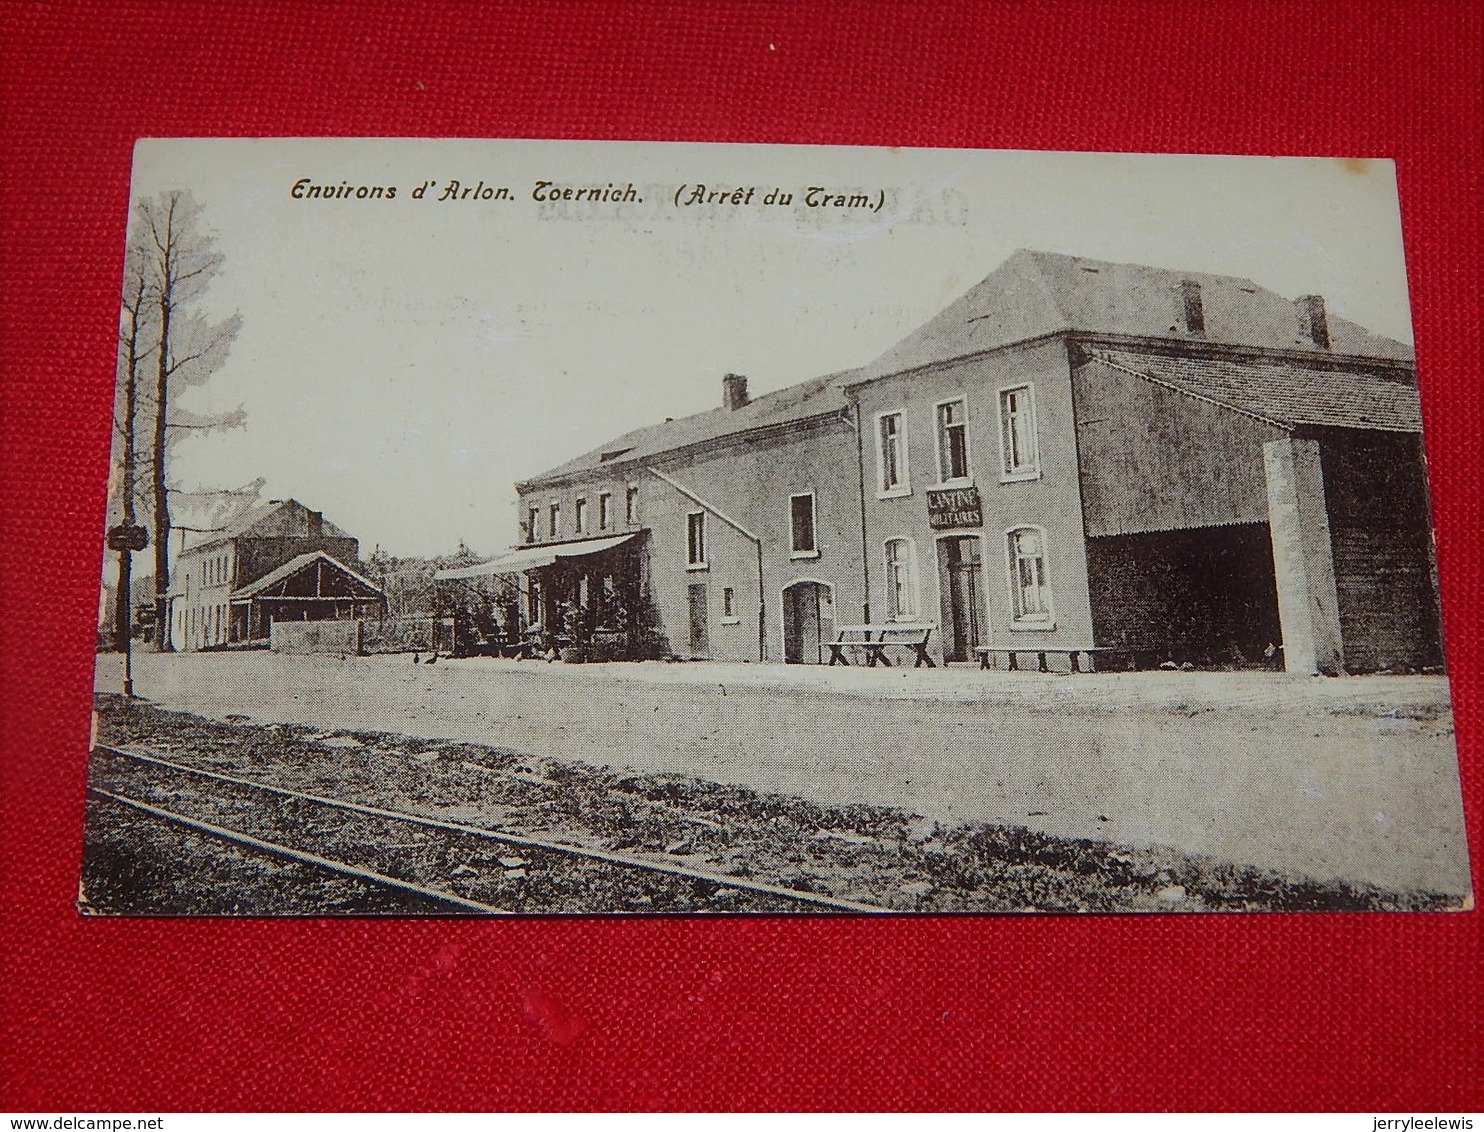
[2,0,1479,1112]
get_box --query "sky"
[123,139,1415,559]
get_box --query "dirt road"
[93,651,1472,896]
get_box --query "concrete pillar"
[1264,437,1344,675]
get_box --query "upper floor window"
[549,502,561,540]
[598,492,612,530]
[574,497,588,535]
[935,397,971,485]
[877,411,909,497]
[789,492,818,557]
[686,511,707,568]
[1007,526,1054,627]
[884,538,918,621]
[999,384,1040,481]
[526,506,540,543]
[625,486,639,525]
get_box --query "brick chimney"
[723,373,750,411]
[1180,278,1206,336]
[1296,294,1330,348]
[306,509,323,537]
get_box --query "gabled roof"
[224,499,352,540]
[231,550,385,600]
[519,249,1415,487]
[851,249,1413,383]
[520,370,858,488]
[183,498,354,554]
[1087,349,1423,433]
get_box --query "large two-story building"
[846,250,1437,674]
[170,498,386,651]
[479,250,1441,674]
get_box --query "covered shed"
[231,550,388,643]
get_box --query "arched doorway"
[938,534,987,662]
[782,580,835,664]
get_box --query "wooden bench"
[828,624,936,668]
[975,645,1105,674]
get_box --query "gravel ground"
[85,694,1460,913]
[93,650,1472,897]
[79,793,456,916]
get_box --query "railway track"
[88,743,888,915]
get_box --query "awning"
[433,532,637,580]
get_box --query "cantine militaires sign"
[927,487,983,529]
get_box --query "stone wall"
[270,618,365,655]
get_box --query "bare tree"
[133,191,243,650]
[108,227,156,651]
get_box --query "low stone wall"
[360,615,454,654]
[269,619,364,655]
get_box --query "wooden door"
[688,583,709,657]
[784,581,834,664]
[942,536,987,662]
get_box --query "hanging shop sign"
[107,523,150,552]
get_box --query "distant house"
[466,250,1441,674]
[170,498,386,651]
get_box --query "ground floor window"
[884,538,918,620]
[1007,526,1053,625]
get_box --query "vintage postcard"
[83,138,1470,915]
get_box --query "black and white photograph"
[84,138,1471,916]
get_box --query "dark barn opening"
[1086,522,1281,668]
[1318,430,1443,673]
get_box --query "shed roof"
[1086,349,1423,432]
[434,532,639,579]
